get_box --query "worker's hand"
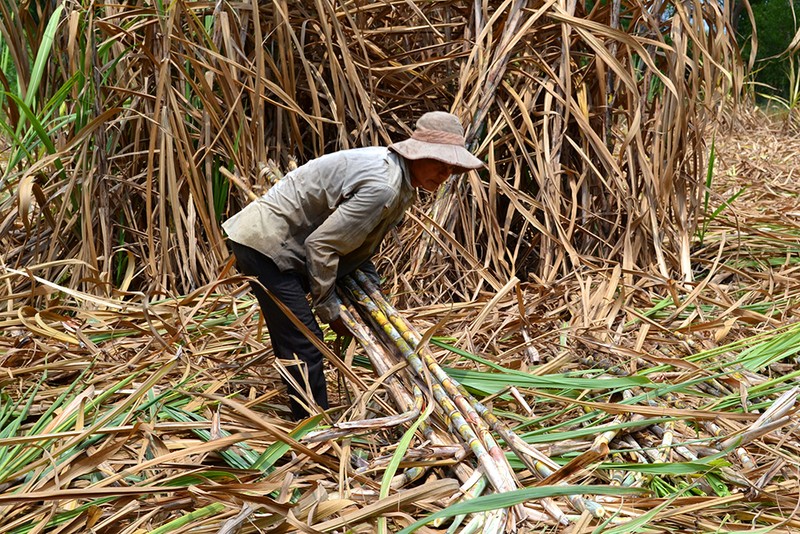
[358,261,382,288]
[329,317,350,337]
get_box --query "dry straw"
[5,0,800,533]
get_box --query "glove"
[329,317,350,337]
[358,259,382,288]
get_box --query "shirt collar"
[390,150,414,190]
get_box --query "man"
[223,111,483,420]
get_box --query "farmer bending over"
[223,111,483,420]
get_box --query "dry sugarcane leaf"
[531,390,759,421]
[311,478,459,532]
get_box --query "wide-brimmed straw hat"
[389,111,484,173]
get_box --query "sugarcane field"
[2,1,800,533]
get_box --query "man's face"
[409,158,456,191]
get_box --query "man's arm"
[305,185,393,323]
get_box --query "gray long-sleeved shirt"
[222,147,416,322]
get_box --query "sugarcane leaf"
[3,91,58,155]
[250,414,323,471]
[147,503,226,534]
[22,4,64,112]
[414,309,452,357]
[444,367,650,396]
[594,484,690,534]
[396,485,644,534]
[377,397,434,534]
[597,459,730,475]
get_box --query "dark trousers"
[229,241,329,420]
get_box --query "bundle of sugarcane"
[337,275,524,529]
[327,268,611,527]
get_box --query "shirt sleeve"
[306,185,394,323]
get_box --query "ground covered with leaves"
[2,111,800,533]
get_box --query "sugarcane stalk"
[695,379,730,398]
[720,416,791,453]
[303,385,424,442]
[619,450,646,488]
[454,507,508,534]
[338,306,420,419]
[335,386,424,430]
[373,445,465,465]
[458,512,485,534]
[647,424,749,488]
[354,272,523,450]
[751,385,798,424]
[608,452,626,486]
[338,305,474,487]
[343,303,485,478]
[345,275,522,483]
[608,452,643,487]
[345,277,539,526]
[588,388,640,451]
[649,424,698,463]
[564,513,637,525]
[701,419,757,471]
[571,413,636,489]
[623,434,661,464]
[657,420,674,463]
[431,381,514,494]
[341,277,515,498]
[349,272,582,519]
[339,304,439,446]
[599,432,647,489]
[389,465,427,490]
[521,506,559,524]
[341,305,460,453]
[349,271,595,521]
[718,386,799,451]
[440,471,488,531]
[620,469,645,488]
[665,391,758,472]
[619,438,651,473]
[483,507,509,534]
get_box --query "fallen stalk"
[303,386,424,443]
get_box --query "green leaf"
[3,91,58,154]
[520,417,675,444]
[22,4,65,112]
[378,395,434,534]
[250,414,324,471]
[443,367,650,397]
[1,91,65,179]
[397,485,644,534]
[147,503,226,534]
[597,458,730,475]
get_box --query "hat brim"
[389,138,484,174]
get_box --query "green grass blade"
[377,398,434,534]
[21,4,64,113]
[146,503,226,534]
[249,414,323,471]
[396,485,644,534]
[3,91,60,163]
[444,367,649,397]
